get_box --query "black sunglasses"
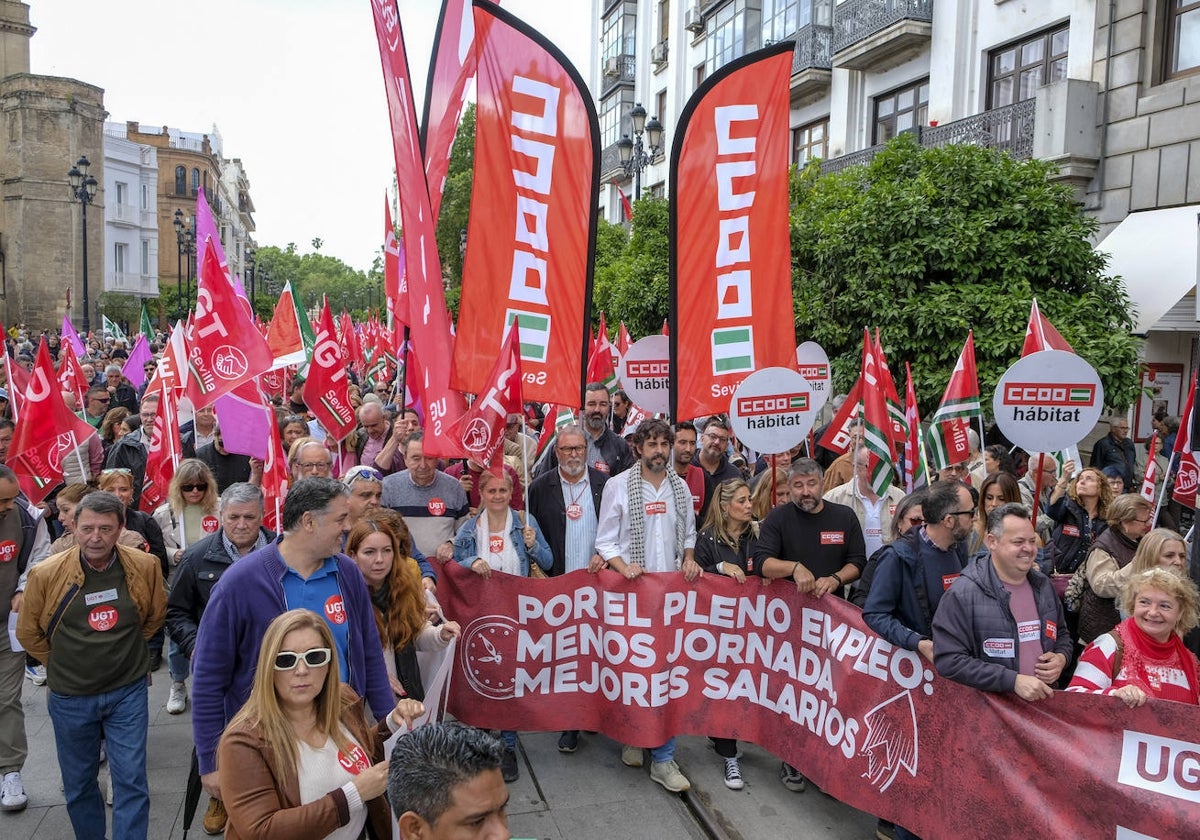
[274,647,332,671]
[180,483,208,493]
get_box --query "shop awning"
[1095,204,1200,335]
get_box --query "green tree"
[790,134,1140,413]
[436,102,476,303]
[592,197,670,338]
[250,243,374,320]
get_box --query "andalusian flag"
[860,329,896,495]
[139,302,154,339]
[903,362,930,493]
[874,329,907,447]
[102,314,126,343]
[925,332,981,471]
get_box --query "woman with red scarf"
[1068,567,1200,706]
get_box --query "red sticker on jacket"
[0,540,17,563]
[566,503,583,520]
[1045,621,1057,640]
[201,515,220,533]
[593,461,610,474]
[1062,524,1080,538]
[427,498,446,516]
[88,606,118,632]
[820,531,845,545]
[488,535,505,554]
[645,501,667,516]
[942,573,960,591]
[324,595,347,625]
[337,743,370,775]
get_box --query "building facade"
[594,0,1200,438]
[102,126,159,303]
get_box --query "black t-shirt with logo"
[0,507,23,625]
[48,557,148,695]
[753,500,867,579]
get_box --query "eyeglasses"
[180,483,208,493]
[296,461,332,473]
[906,516,925,526]
[949,509,977,518]
[557,445,585,454]
[942,464,969,474]
[91,397,111,404]
[101,468,132,477]
[273,647,332,671]
[343,467,383,486]
[704,432,730,445]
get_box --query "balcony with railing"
[790,23,834,104]
[600,54,636,97]
[832,0,933,72]
[819,99,1036,175]
[106,272,160,297]
[107,202,138,226]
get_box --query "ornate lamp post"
[173,209,196,317]
[245,247,256,311]
[616,103,665,202]
[68,156,99,333]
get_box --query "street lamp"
[68,156,99,333]
[173,209,196,318]
[245,247,256,311]
[617,103,665,202]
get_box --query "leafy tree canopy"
[790,134,1140,413]
[436,101,476,308]
[592,196,669,339]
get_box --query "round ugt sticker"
[89,606,118,632]
[428,498,446,516]
[324,594,347,625]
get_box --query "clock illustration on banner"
[459,615,519,700]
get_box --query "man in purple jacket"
[190,477,392,812]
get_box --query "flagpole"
[69,431,86,486]
[1150,450,1177,528]
[521,417,530,494]
[397,326,411,413]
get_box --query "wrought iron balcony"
[793,23,833,73]
[600,53,636,96]
[819,99,1036,175]
[832,0,933,70]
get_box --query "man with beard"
[754,458,866,793]
[671,421,711,520]
[526,425,607,754]
[536,382,633,479]
[692,416,742,485]
[594,419,699,793]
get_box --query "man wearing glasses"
[692,416,742,485]
[289,439,333,481]
[535,383,633,479]
[81,386,111,429]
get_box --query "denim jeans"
[650,737,675,764]
[167,636,189,683]
[49,677,150,840]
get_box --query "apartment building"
[102,128,159,303]
[594,0,1200,437]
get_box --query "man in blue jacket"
[190,477,392,817]
[933,503,1073,701]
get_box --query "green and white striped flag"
[711,326,754,375]
[102,314,126,343]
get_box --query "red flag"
[383,198,407,337]
[57,340,90,408]
[611,179,633,221]
[451,2,598,409]
[873,330,906,447]
[6,341,97,503]
[449,321,524,477]
[860,330,896,494]
[140,386,182,513]
[148,322,188,398]
[421,0,487,222]
[339,311,364,371]
[260,406,289,532]
[617,322,633,357]
[1173,376,1198,506]
[184,245,274,410]
[1140,433,1159,504]
[669,43,796,420]
[303,300,356,442]
[1021,299,1074,357]
[370,0,465,455]
[925,332,981,471]
[903,362,928,494]
[661,319,669,336]
[4,351,30,420]
[818,377,863,455]
[266,281,308,368]
[585,330,618,394]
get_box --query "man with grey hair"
[103,364,139,413]
[1090,414,1138,492]
[164,482,273,831]
[387,723,509,840]
[190,478,392,826]
[536,382,633,478]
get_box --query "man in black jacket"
[525,425,606,754]
[1089,416,1138,492]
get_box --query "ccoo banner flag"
[439,563,1200,839]
[452,0,597,408]
[669,42,796,421]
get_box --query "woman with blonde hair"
[1068,568,1200,706]
[346,510,459,702]
[218,609,424,839]
[750,466,789,521]
[1046,463,1113,574]
[1077,493,1154,645]
[1127,528,1189,576]
[693,478,758,790]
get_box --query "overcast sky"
[29,0,591,272]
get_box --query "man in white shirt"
[594,419,700,793]
[823,445,905,559]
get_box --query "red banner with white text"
[669,42,796,421]
[370,0,464,455]
[451,0,597,408]
[439,564,1200,839]
[303,301,356,442]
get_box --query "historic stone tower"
[0,1,106,330]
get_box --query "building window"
[600,93,634,146]
[655,89,667,126]
[988,24,1069,108]
[140,183,149,210]
[601,2,636,64]
[657,0,670,43]
[706,0,763,75]
[1166,0,1200,78]
[792,118,828,166]
[115,182,127,206]
[873,78,929,144]
[191,168,200,195]
[114,243,127,274]
[141,240,150,276]
[174,166,186,195]
[763,0,800,43]
[694,63,707,88]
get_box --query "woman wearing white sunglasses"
[218,609,424,839]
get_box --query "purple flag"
[61,316,86,358]
[121,334,153,389]
[194,189,227,277]
[213,379,272,460]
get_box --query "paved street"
[5,671,877,839]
